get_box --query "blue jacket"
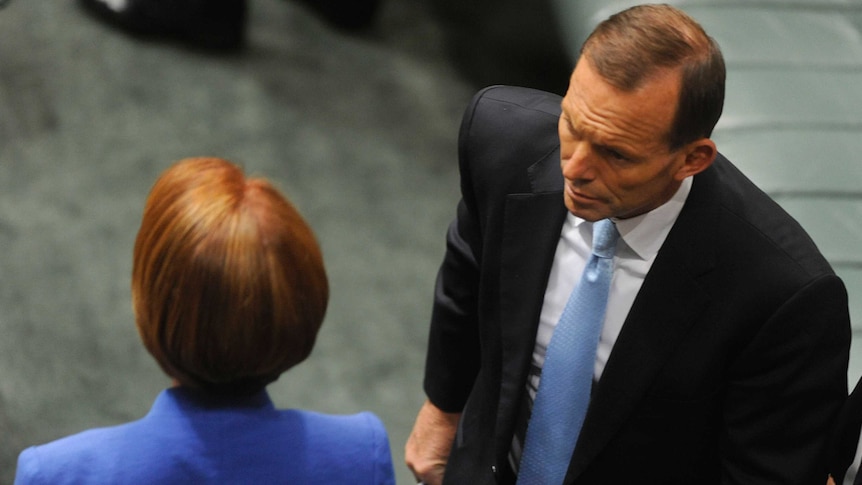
[14,387,395,484]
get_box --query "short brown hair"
[581,3,725,150]
[132,157,329,396]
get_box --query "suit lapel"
[566,167,720,481]
[494,150,567,463]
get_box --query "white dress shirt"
[526,177,693,401]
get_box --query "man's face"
[559,58,691,221]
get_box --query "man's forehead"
[561,59,679,149]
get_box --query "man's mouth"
[566,184,599,202]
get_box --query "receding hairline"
[579,4,714,91]
[576,4,725,149]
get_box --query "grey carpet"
[0,1,524,483]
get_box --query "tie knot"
[592,219,619,258]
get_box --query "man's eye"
[603,147,627,161]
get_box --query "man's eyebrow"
[559,99,575,122]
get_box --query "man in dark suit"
[406,4,850,484]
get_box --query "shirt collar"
[572,177,692,262]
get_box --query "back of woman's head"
[132,157,328,396]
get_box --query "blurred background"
[2,1,861,484]
[0,1,568,483]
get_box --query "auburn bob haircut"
[132,157,328,395]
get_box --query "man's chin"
[564,199,608,222]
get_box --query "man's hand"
[405,399,461,485]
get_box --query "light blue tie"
[517,218,620,485]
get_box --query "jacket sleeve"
[421,89,487,413]
[721,274,851,484]
[422,85,563,414]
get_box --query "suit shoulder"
[461,86,561,139]
[278,410,395,484]
[469,85,563,118]
[709,155,834,277]
[283,409,389,444]
[14,424,143,484]
[458,86,562,185]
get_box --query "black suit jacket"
[423,86,851,484]
[829,376,862,483]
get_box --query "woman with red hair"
[15,157,395,484]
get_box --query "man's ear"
[675,138,717,181]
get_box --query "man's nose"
[562,143,594,180]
